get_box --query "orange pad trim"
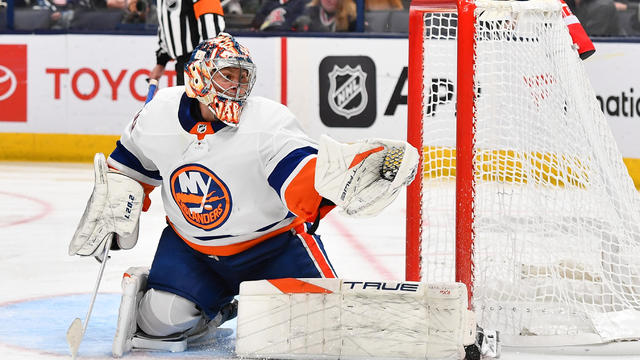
[349,146,384,169]
[267,278,333,294]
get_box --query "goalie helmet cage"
[406,0,640,347]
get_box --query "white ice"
[0,162,638,359]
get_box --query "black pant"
[175,54,191,86]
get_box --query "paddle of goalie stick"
[66,235,113,359]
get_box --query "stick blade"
[66,317,83,359]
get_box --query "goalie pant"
[145,222,336,319]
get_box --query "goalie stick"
[68,80,156,357]
[66,235,113,359]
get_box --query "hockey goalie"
[67,32,477,359]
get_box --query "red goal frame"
[406,0,477,306]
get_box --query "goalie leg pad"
[112,266,238,356]
[112,268,202,356]
[112,266,149,358]
[236,278,476,359]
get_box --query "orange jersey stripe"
[169,217,306,256]
[193,0,223,18]
[283,158,322,221]
[295,224,336,278]
[348,146,384,169]
[267,278,333,294]
[139,182,156,212]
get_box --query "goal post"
[407,0,640,346]
[406,0,477,299]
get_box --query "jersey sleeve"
[264,115,333,222]
[107,110,164,210]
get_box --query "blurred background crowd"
[0,0,412,33]
[566,0,640,36]
[0,0,638,36]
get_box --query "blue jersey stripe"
[267,146,317,197]
[109,141,163,181]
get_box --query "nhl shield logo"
[319,56,376,128]
[327,65,367,119]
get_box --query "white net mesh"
[419,0,640,342]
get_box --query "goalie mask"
[184,33,256,127]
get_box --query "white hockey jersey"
[108,87,326,256]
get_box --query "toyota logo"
[0,65,18,101]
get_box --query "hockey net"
[407,0,640,345]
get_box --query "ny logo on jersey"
[170,164,232,230]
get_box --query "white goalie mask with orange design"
[184,33,256,127]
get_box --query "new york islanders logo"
[170,164,231,230]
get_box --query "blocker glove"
[69,153,144,258]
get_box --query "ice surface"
[0,162,637,359]
[0,162,406,360]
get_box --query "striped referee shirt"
[156,0,226,63]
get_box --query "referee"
[149,0,226,85]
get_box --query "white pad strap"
[314,135,419,217]
[69,153,144,257]
[236,278,477,360]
